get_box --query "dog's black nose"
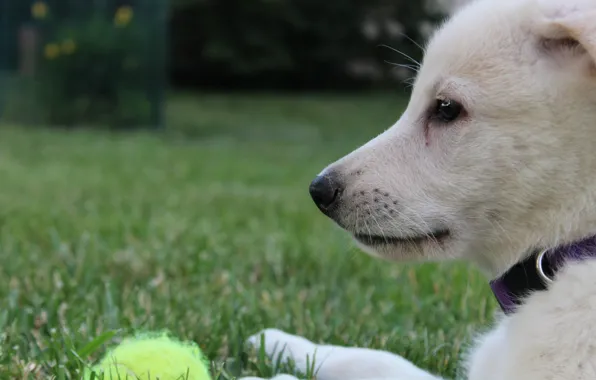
[309,173,342,212]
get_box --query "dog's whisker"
[361,205,374,242]
[378,44,421,68]
[365,203,388,244]
[385,61,420,73]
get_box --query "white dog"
[240,0,596,378]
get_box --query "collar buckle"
[535,248,554,285]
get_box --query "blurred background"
[0,0,465,129]
[0,1,494,379]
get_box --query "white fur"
[239,0,596,378]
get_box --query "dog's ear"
[536,8,596,73]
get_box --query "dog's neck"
[490,235,596,314]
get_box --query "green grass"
[0,92,495,379]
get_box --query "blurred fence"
[0,0,167,129]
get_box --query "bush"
[31,2,154,128]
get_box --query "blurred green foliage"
[36,6,152,128]
[0,0,166,129]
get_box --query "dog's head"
[309,0,596,276]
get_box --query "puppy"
[241,0,596,378]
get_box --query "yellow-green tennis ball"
[84,333,211,380]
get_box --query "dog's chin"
[353,230,450,246]
[350,230,451,260]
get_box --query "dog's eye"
[433,99,463,123]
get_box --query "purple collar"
[490,235,596,314]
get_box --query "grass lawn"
[0,92,495,379]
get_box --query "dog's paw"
[244,328,442,380]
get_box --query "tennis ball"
[84,332,212,380]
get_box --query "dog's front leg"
[239,328,443,380]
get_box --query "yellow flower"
[114,6,134,27]
[44,43,60,60]
[31,1,48,19]
[61,39,76,55]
